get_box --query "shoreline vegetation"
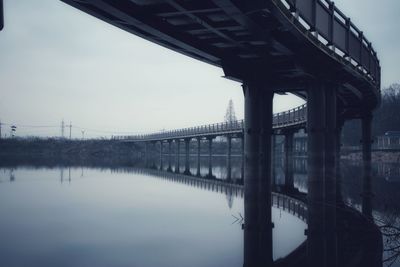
[1,138,400,164]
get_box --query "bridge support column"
[184,138,191,174]
[197,138,201,176]
[159,140,163,170]
[361,112,373,219]
[336,121,344,205]
[207,137,213,178]
[168,140,172,171]
[272,135,276,188]
[307,83,338,267]
[227,135,232,180]
[324,85,338,267]
[175,139,180,173]
[144,142,149,167]
[242,83,273,267]
[241,135,244,180]
[284,130,295,191]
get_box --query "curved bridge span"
[114,103,306,142]
[59,1,382,266]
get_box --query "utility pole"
[0,120,2,139]
[69,122,72,139]
[10,125,16,138]
[61,120,65,138]
[81,130,85,140]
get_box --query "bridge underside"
[61,0,379,119]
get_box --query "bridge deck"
[61,0,380,118]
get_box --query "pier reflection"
[0,155,391,267]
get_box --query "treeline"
[342,83,400,145]
[0,138,139,159]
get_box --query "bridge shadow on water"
[1,155,397,267]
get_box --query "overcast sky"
[0,0,398,138]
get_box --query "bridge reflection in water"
[120,156,382,267]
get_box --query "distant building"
[377,131,400,149]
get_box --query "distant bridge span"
[113,103,306,142]
[60,1,381,266]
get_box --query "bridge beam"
[243,82,273,267]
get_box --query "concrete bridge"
[57,1,381,266]
[114,103,306,179]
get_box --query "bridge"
[45,0,382,266]
[114,103,306,181]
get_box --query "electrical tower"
[224,99,237,123]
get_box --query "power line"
[0,122,58,128]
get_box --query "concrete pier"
[336,121,344,205]
[168,140,172,171]
[197,138,201,176]
[307,83,327,267]
[324,85,338,267]
[284,131,294,190]
[175,139,180,173]
[361,112,373,219]
[159,141,163,170]
[243,82,273,267]
[207,137,213,177]
[227,135,232,180]
[184,138,191,174]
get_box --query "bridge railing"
[273,103,307,127]
[278,0,380,87]
[113,103,307,141]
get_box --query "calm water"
[0,165,306,267]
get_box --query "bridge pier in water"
[159,141,163,170]
[283,130,295,191]
[207,137,214,178]
[336,122,344,205]
[241,136,244,181]
[175,139,180,173]
[184,138,191,175]
[242,82,273,267]
[307,82,338,267]
[196,138,201,176]
[168,140,172,171]
[361,112,373,219]
[226,135,232,180]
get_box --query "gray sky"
[0,0,398,138]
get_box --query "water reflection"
[0,159,307,267]
[0,155,396,266]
